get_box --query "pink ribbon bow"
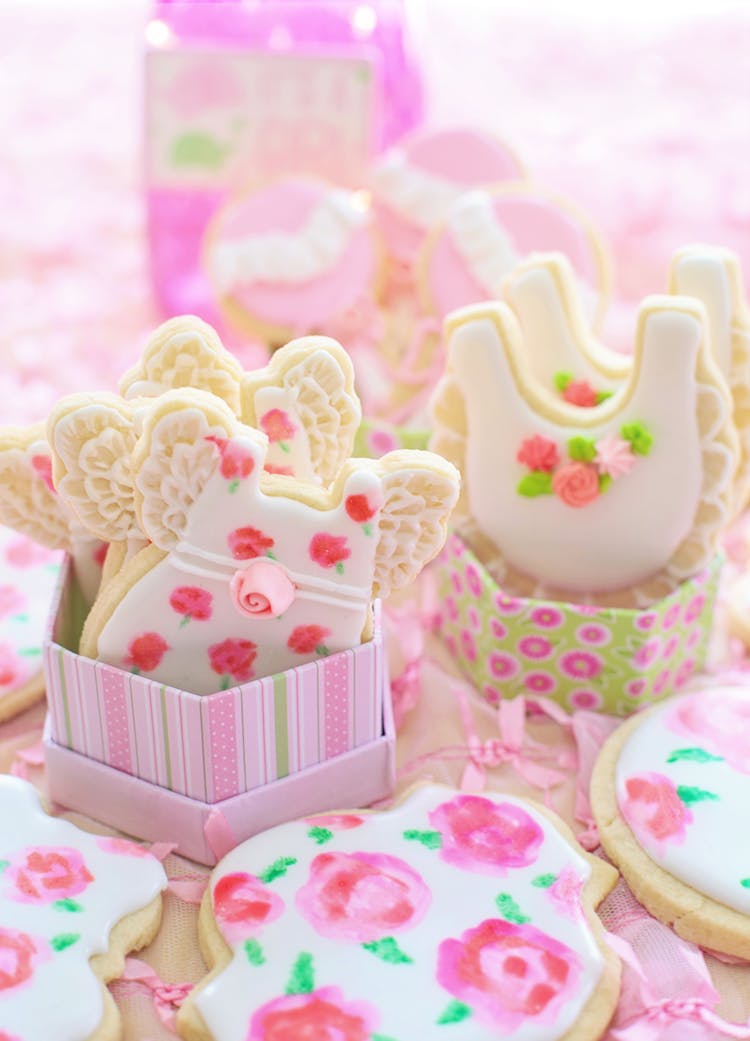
[117,958,194,1032]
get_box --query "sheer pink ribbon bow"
[117,959,194,1033]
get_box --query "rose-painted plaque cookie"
[429,291,737,607]
[204,177,383,345]
[0,776,166,1040]
[504,246,750,513]
[419,183,608,326]
[370,127,525,273]
[74,389,458,693]
[591,684,750,959]
[177,784,620,1041]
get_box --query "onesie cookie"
[0,775,166,1040]
[76,389,459,693]
[429,292,737,607]
[419,184,608,326]
[204,178,384,345]
[177,784,620,1041]
[591,684,750,959]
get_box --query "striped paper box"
[44,558,385,803]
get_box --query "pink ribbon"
[167,874,209,904]
[118,958,193,1032]
[204,808,236,861]
[10,738,45,780]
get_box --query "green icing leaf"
[667,747,723,764]
[50,933,80,952]
[18,647,41,657]
[258,856,297,884]
[596,389,614,403]
[677,785,720,805]
[437,1000,472,1025]
[362,937,413,964]
[517,471,553,497]
[554,371,573,392]
[0,860,9,873]
[53,898,83,913]
[171,131,228,170]
[740,878,750,889]
[495,893,530,924]
[307,826,333,845]
[285,952,314,995]
[403,829,442,850]
[621,422,654,456]
[244,938,265,965]
[531,873,557,888]
[567,436,597,463]
[598,473,612,493]
[372,1036,400,1041]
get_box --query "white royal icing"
[616,686,750,916]
[371,148,467,229]
[194,785,605,1041]
[211,192,367,292]
[0,776,166,1041]
[446,190,519,295]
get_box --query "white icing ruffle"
[446,190,518,295]
[371,148,464,229]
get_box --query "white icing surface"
[371,148,465,229]
[616,687,750,916]
[211,192,367,291]
[447,190,519,294]
[195,785,604,1041]
[0,776,166,1041]
[672,253,733,377]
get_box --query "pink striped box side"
[44,563,385,803]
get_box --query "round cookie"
[0,527,64,722]
[591,684,750,958]
[177,784,620,1041]
[204,177,384,345]
[371,127,525,270]
[419,183,609,326]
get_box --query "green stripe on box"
[59,648,72,747]
[160,687,172,789]
[273,674,289,779]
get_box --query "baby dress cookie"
[591,684,750,959]
[0,775,166,1040]
[177,784,620,1041]
[419,183,608,327]
[77,389,459,694]
[371,127,525,273]
[504,246,750,512]
[430,291,737,607]
[204,177,384,345]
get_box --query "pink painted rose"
[0,585,26,620]
[208,638,257,686]
[230,560,296,619]
[563,379,598,407]
[344,494,379,524]
[671,691,750,772]
[6,846,94,903]
[228,526,275,560]
[0,928,44,993]
[548,867,584,919]
[436,918,582,1030]
[169,585,213,623]
[96,837,151,858]
[4,536,58,568]
[288,625,331,655]
[621,773,692,844]
[517,435,559,472]
[552,462,600,507]
[309,533,350,570]
[213,871,284,942]
[0,644,25,691]
[429,795,543,874]
[246,987,378,1041]
[295,851,430,942]
[125,632,169,673]
[259,409,297,443]
[305,815,364,830]
[205,435,255,481]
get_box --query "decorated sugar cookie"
[591,684,750,959]
[177,785,620,1041]
[119,316,362,487]
[0,428,104,608]
[0,527,63,721]
[429,293,737,607]
[78,389,459,694]
[204,178,383,345]
[419,184,608,326]
[0,776,166,1040]
[504,246,750,512]
[371,127,525,272]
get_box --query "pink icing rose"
[169,585,213,624]
[213,872,284,942]
[125,632,169,673]
[287,625,331,655]
[309,533,351,570]
[259,409,297,444]
[429,795,543,874]
[671,691,750,772]
[563,379,598,407]
[517,435,559,472]
[295,851,430,943]
[552,462,600,507]
[208,638,257,686]
[436,919,582,1030]
[0,585,26,620]
[621,773,692,845]
[548,867,584,919]
[0,928,45,994]
[230,559,296,619]
[305,815,364,830]
[6,846,94,903]
[4,536,58,568]
[205,435,255,482]
[246,987,379,1041]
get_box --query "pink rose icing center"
[230,559,296,619]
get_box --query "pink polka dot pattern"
[323,651,352,759]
